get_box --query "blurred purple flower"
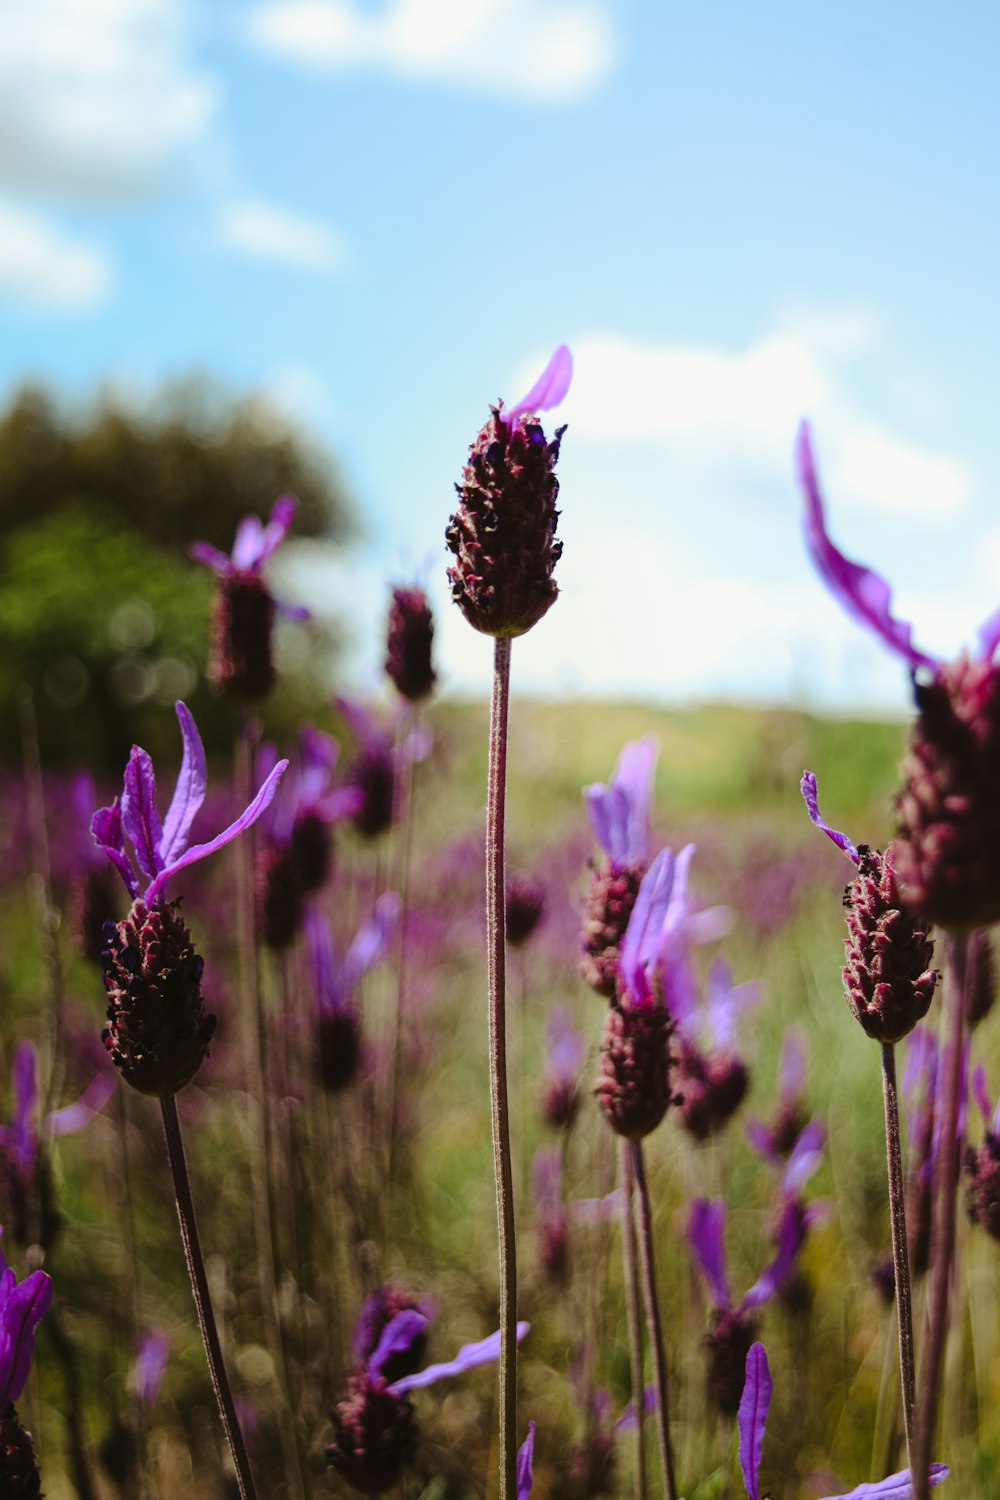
[307,896,400,1092]
[517,1421,536,1500]
[737,1340,948,1498]
[533,1148,569,1282]
[745,1033,811,1162]
[92,701,287,905]
[506,874,547,948]
[0,1226,52,1407]
[337,696,432,840]
[191,496,308,619]
[0,1041,113,1175]
[133,1331,168,1407]
[541,1006,585,1129]
[584,737,658,874]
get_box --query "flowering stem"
[618,1140,648,1500]
[160,1094,259,1500]
[630,1141,678,1500]
[880,1042,916,1465]
[913,931,969,1500]
[385,711,419,1256]
[487,635,518,1499]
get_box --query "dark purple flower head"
[307,897,399,1092]
[385,585,436,702]
[801,772,938,1044]
[446,345,571,638]
[92,701,287,906]
[533,1148,569,1282]
[673,958,760,1142]
[799,425,1000,929]
[0,1228,52,1408]
[192,497,309,700]
[746,1033,810,1163]
[737,1340,949,1499]
[541,1007,585,1129]
[506,874,547,948]
[337,696,432,841]
[0,1407,43,1497]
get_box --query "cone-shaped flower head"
[674,958,761,1142]
[737,1341,948,1498]
[541,1006,585,1129]
[192,496,308,699]
[327,1300,529,1493]
[385,584,436,702]
[506,873,547,949]
[93,702,287,1094]
[801,772,938,1043]
[338,696,432,841]
[581,736,658,997]
[307,896,400,1093]
[798,423,1000,929]
[446,345,571,638]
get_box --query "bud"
[704,1307,757,1416]
[595,1001,673,1141]
[209,571,276,701]
[580,864,645,1000]
[964,1134,1000,1241]
[256,847,305,951]
[385,587,436,703]
[349,746,396,840]
[675,1039,748,1142]
[446,408,565,639]
[842,846,938,1044]
[326,1374,418,1494]
[505,875,546,948]
[0,1408,42,1499]
[101,900,217,1097]
[542,1076,580,1131]
[317,1010,362,1094]
[895,656,1000,930]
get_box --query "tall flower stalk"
[445,343,571,1497]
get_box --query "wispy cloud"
[216,199,346,273]
[0,199,110,310]
[0,0,217,204]
[246,0,615,101]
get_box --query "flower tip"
[506,344,574,426]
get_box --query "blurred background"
[3,0,1000,748]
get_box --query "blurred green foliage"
[0,378,358,769]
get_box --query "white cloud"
[217,199,346,273]
[528,319,974,522]
[0,0,217,204]
[246,0,615,101]
[0,199,110,309]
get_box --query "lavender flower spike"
[516,1421,536,1500]
[92,701,288,904]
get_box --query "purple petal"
[505,345,573,427]
[516,1421,536,1500]
[336,694,380,749]
[977,603,1000,663]
[546,1006,586,1082]
[569,1190,623,1225]
[738,1342,772,1500]
[146,758,289,903]
[134,1330,169,1406]
[368,1310,430,1382]
[0,1265,53,1406]
[797,422,937,672]
[745,1119,780,1167]
[614,1384,657,1431]
[819,1464,949,1499]
[687,1199,731,1310]
[342,893,401,994]
[160,703,208,867]
[619,848,678,1001]
[257,495,298,565]
[48,1068,115,1137]
[779,1032,807,1102]
[387,1321,529,1395]
[306,907,346,1016]
[11,1043,38,1169]
[782,1118,827,1195]
[122,746,164,881]
[704,959,763,1049]
[972,1064,992,1128]
[584,737,658,869]
[276,598,311,622]
[231,513,266,570]
[189,540,231,575]
[92,799,140,898]
[741,1199,802,1312]
[800,771,860,864]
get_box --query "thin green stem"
[160,1094,258,1500]
[487,635,517,1499]
[618,1140,648,1500]
[630,1141,678,1500]
[913,932,969,1500]
[881,1042,916,1468]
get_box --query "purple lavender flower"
[385,584,436,703]
[327,1302,530,1493]
[93,701,287,1095]
[0,1040,113,1247]
[737,1341,948,1498]
[446,345,571,639]
[541,1006,585,1129]
[674,958,761,1142]
[798,424,1000,929]
[506,873,547,949]
[0,1224,51,1496]
[801,771,937,1043]
[580,737,658,998]
[746,1032,810,1161]
[133,1330,169,1407]
[192,495,308,699]
[687,1197,804,1413]
[533,1148,569,1282]
[307,896,400,1092]
[337,696,432,841]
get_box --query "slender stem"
[913,932,969,1500]
[160,1095,259,1500]
[487,635,517,1499]
[618,1140,648,1500]
[385,711,418,1255]
[45,1302,99,1500]
[630,1141,678,1500]
[881,1042,916,1467]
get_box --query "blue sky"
[3,0,1000,711]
